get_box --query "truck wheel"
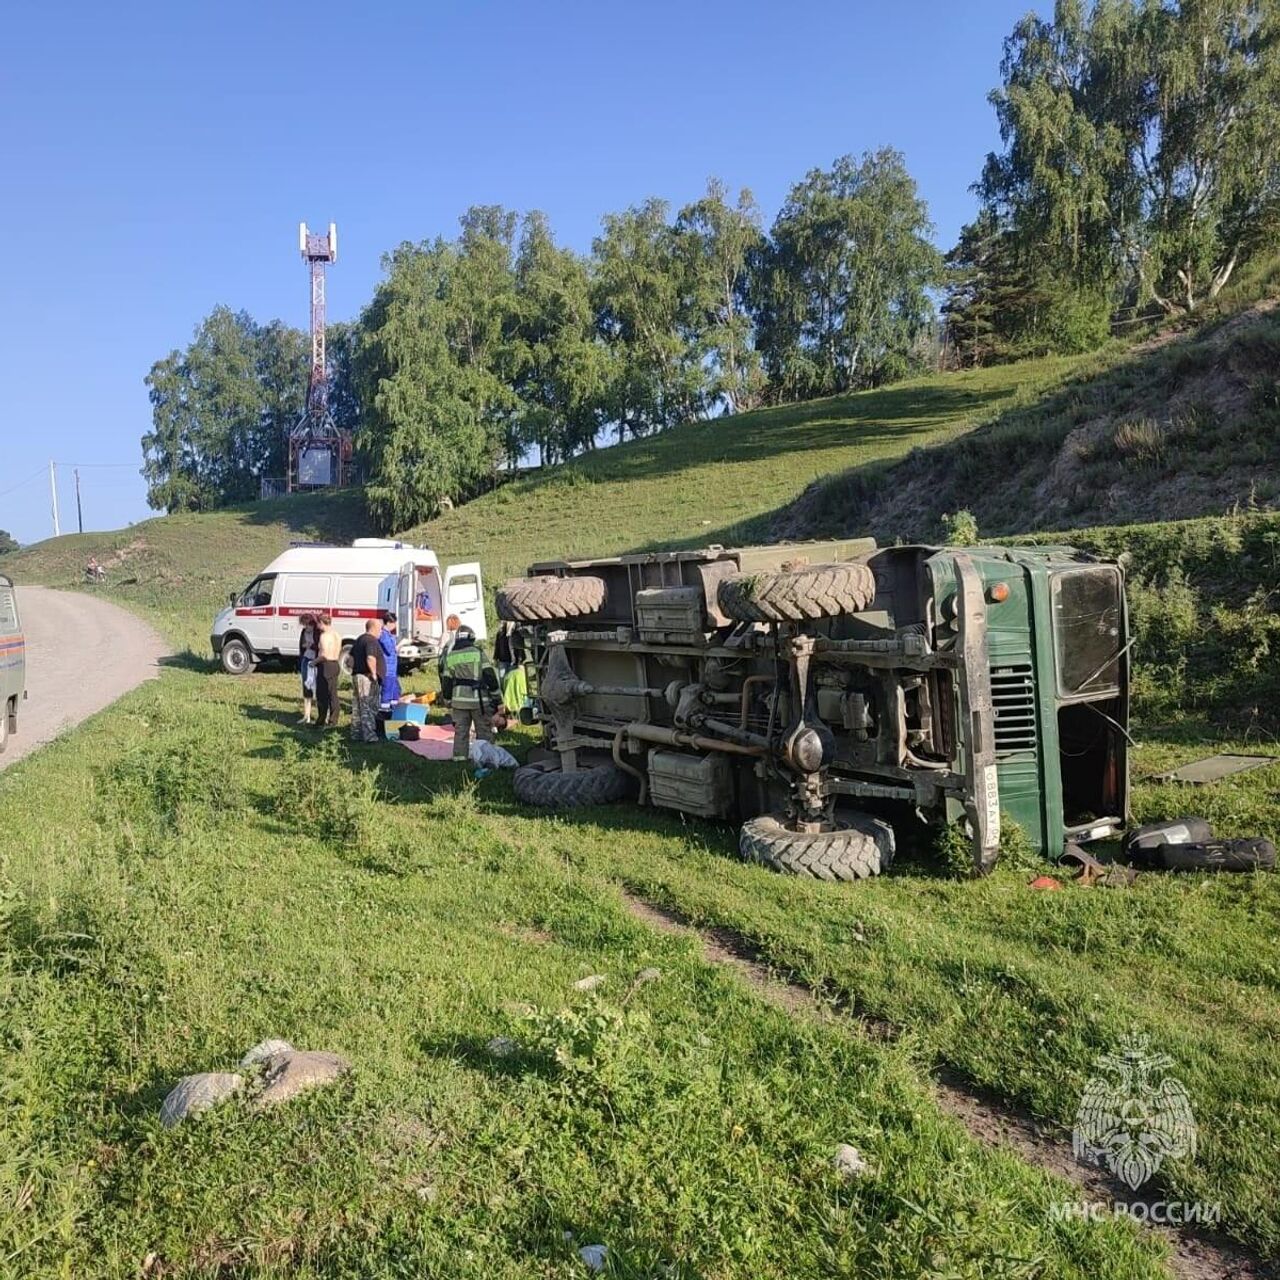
[739,812,894,881]
[496,575,607,623]
[717,562,875,623]
[219,638,255,676]
[339,644,354,677]
[512,762,635,808]
[0,699,9,754]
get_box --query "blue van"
[0,574,24,754]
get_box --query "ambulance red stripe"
[233,606,385,619]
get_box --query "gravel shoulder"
[1,586,168,772]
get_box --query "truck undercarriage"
[500,540,1129,879]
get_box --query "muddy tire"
[739,812,894,881]
[717,562,875,623]
[496,575,607,623]
[512,762,635,808]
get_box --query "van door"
[232,573,278,653]
[276,574,333,656]
[397,562,417,640]
[443,562,486,641]
[403,562,444,649]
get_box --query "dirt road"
[1,586,168,772]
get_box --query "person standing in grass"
[349,618,383,743]
[298,613,319,724]
[441,625,499,761]
[315,615,341,728]
[378,611,402,708]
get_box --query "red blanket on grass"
[394,724,457,761]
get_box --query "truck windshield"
[1052,568,1123,698]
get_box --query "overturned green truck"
[497,540,1129,878]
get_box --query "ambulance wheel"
[339,644,354,677]
[0,699,9,753]
[219,638,255,676]
[738,812,894,881]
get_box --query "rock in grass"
[578,1243,609,1272]
[832,1142,871,1179]
[240,1039,294,1069]
[487,1035,517,1058]
[635,967,662,984]
[255,1049,350,1107]
[573,974,606,992]
[160,1072,244,1127]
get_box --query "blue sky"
[0,0,1043,545]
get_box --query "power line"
[55,465,138,476]
[0,465,47,502]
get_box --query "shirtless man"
[315,615,342,727]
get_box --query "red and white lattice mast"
[288,221,350,491]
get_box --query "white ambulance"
[210,540,485,676]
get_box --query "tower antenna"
[288,222,350,492]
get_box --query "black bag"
[398,724,421,741]
[1124,817,1214,866]
[1154,838,1276,873]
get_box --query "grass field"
[5,339,1280,1274]
[0,668,1175,1278]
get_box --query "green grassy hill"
[11,299,1278,628]
[5,352,1088,643]
[402,352,1089,588]
[779,299,1280,545]
[2,491,367,650]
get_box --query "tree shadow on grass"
[416,1031,560,1084]
[159,648,216,674]
[241,700,320,733]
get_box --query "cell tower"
[288,221,351,491]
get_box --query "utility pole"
[75,468,84,534]
[49,460,61,538]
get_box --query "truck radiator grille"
[990,664,1037,754]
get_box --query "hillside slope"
[4,352,1085,632]
[396,353,1088,587]
[778,299,1280,544]
[2,491,367,648]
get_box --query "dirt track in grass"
[619,890,1278,1280]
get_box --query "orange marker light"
[446,614,461,631]
[988,582,1011,603]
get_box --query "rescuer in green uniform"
[440,625,499,762]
